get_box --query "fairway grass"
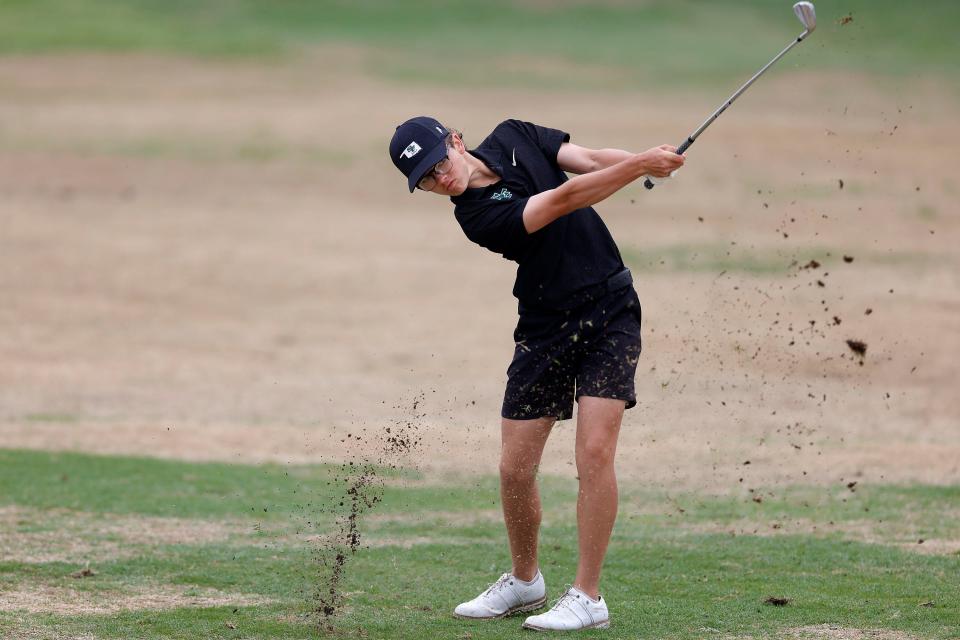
[1,450,958,639]
[620,244,934,276]
[0,1,957,90]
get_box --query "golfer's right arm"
[522,146,684,233]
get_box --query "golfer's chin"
[434,181,467,197]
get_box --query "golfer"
[389,117,684,631]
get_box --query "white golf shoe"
[453,571,547,619]
[522,585,610,631]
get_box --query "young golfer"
[389,117,684,631]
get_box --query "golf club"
[644,1,816,189]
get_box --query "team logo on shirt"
[490,187,513,201]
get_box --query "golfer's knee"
[576,440,616,476]
[500,458,538,486]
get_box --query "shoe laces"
[483,572,513,596]
[547,585,578,612]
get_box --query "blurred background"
[1,0,957,489]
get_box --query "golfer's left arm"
[557,142,633,175]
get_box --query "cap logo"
[399,141,422,160]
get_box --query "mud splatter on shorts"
[503,285,642,421]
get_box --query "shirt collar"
[450,148,505,204]
[470,147,503,173]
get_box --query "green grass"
[0,449,412,520]
[622,243,799,275]
[1,449,958,639]
[619,244,934,275]
[0,131,357,165]
[0,1,957,89]
[22,412,82,423]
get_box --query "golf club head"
[793,1,816,33]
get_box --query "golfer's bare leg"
[573,396,625,599]
[500,416,555,582]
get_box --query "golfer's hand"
[639,145,685,178]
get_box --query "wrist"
[631,152,650,177]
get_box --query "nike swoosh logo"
[512,148,517,167]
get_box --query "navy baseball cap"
[390,116,450,192]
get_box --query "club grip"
[643,137,695,190]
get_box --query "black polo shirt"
[450,119,625,310]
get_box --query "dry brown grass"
[0,583,271,615]
[0,506,242,563]
[366,508,503,526]
[0,622,99,640]
[782,625,920,640]
[0,53,956,494]
[674,515,960,556]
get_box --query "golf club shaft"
[644,28,810,189]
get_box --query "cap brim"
[407,142,449,193]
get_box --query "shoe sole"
[453,595,548,620]
[521,619,610,632]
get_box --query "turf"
[0,131,358,166]
[620,244,933,275]
[0,1,957,89]
[1,449,958,638]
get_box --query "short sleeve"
[454,196,531,261]
[499,120,570,166]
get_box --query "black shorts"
[502,285,642,421]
